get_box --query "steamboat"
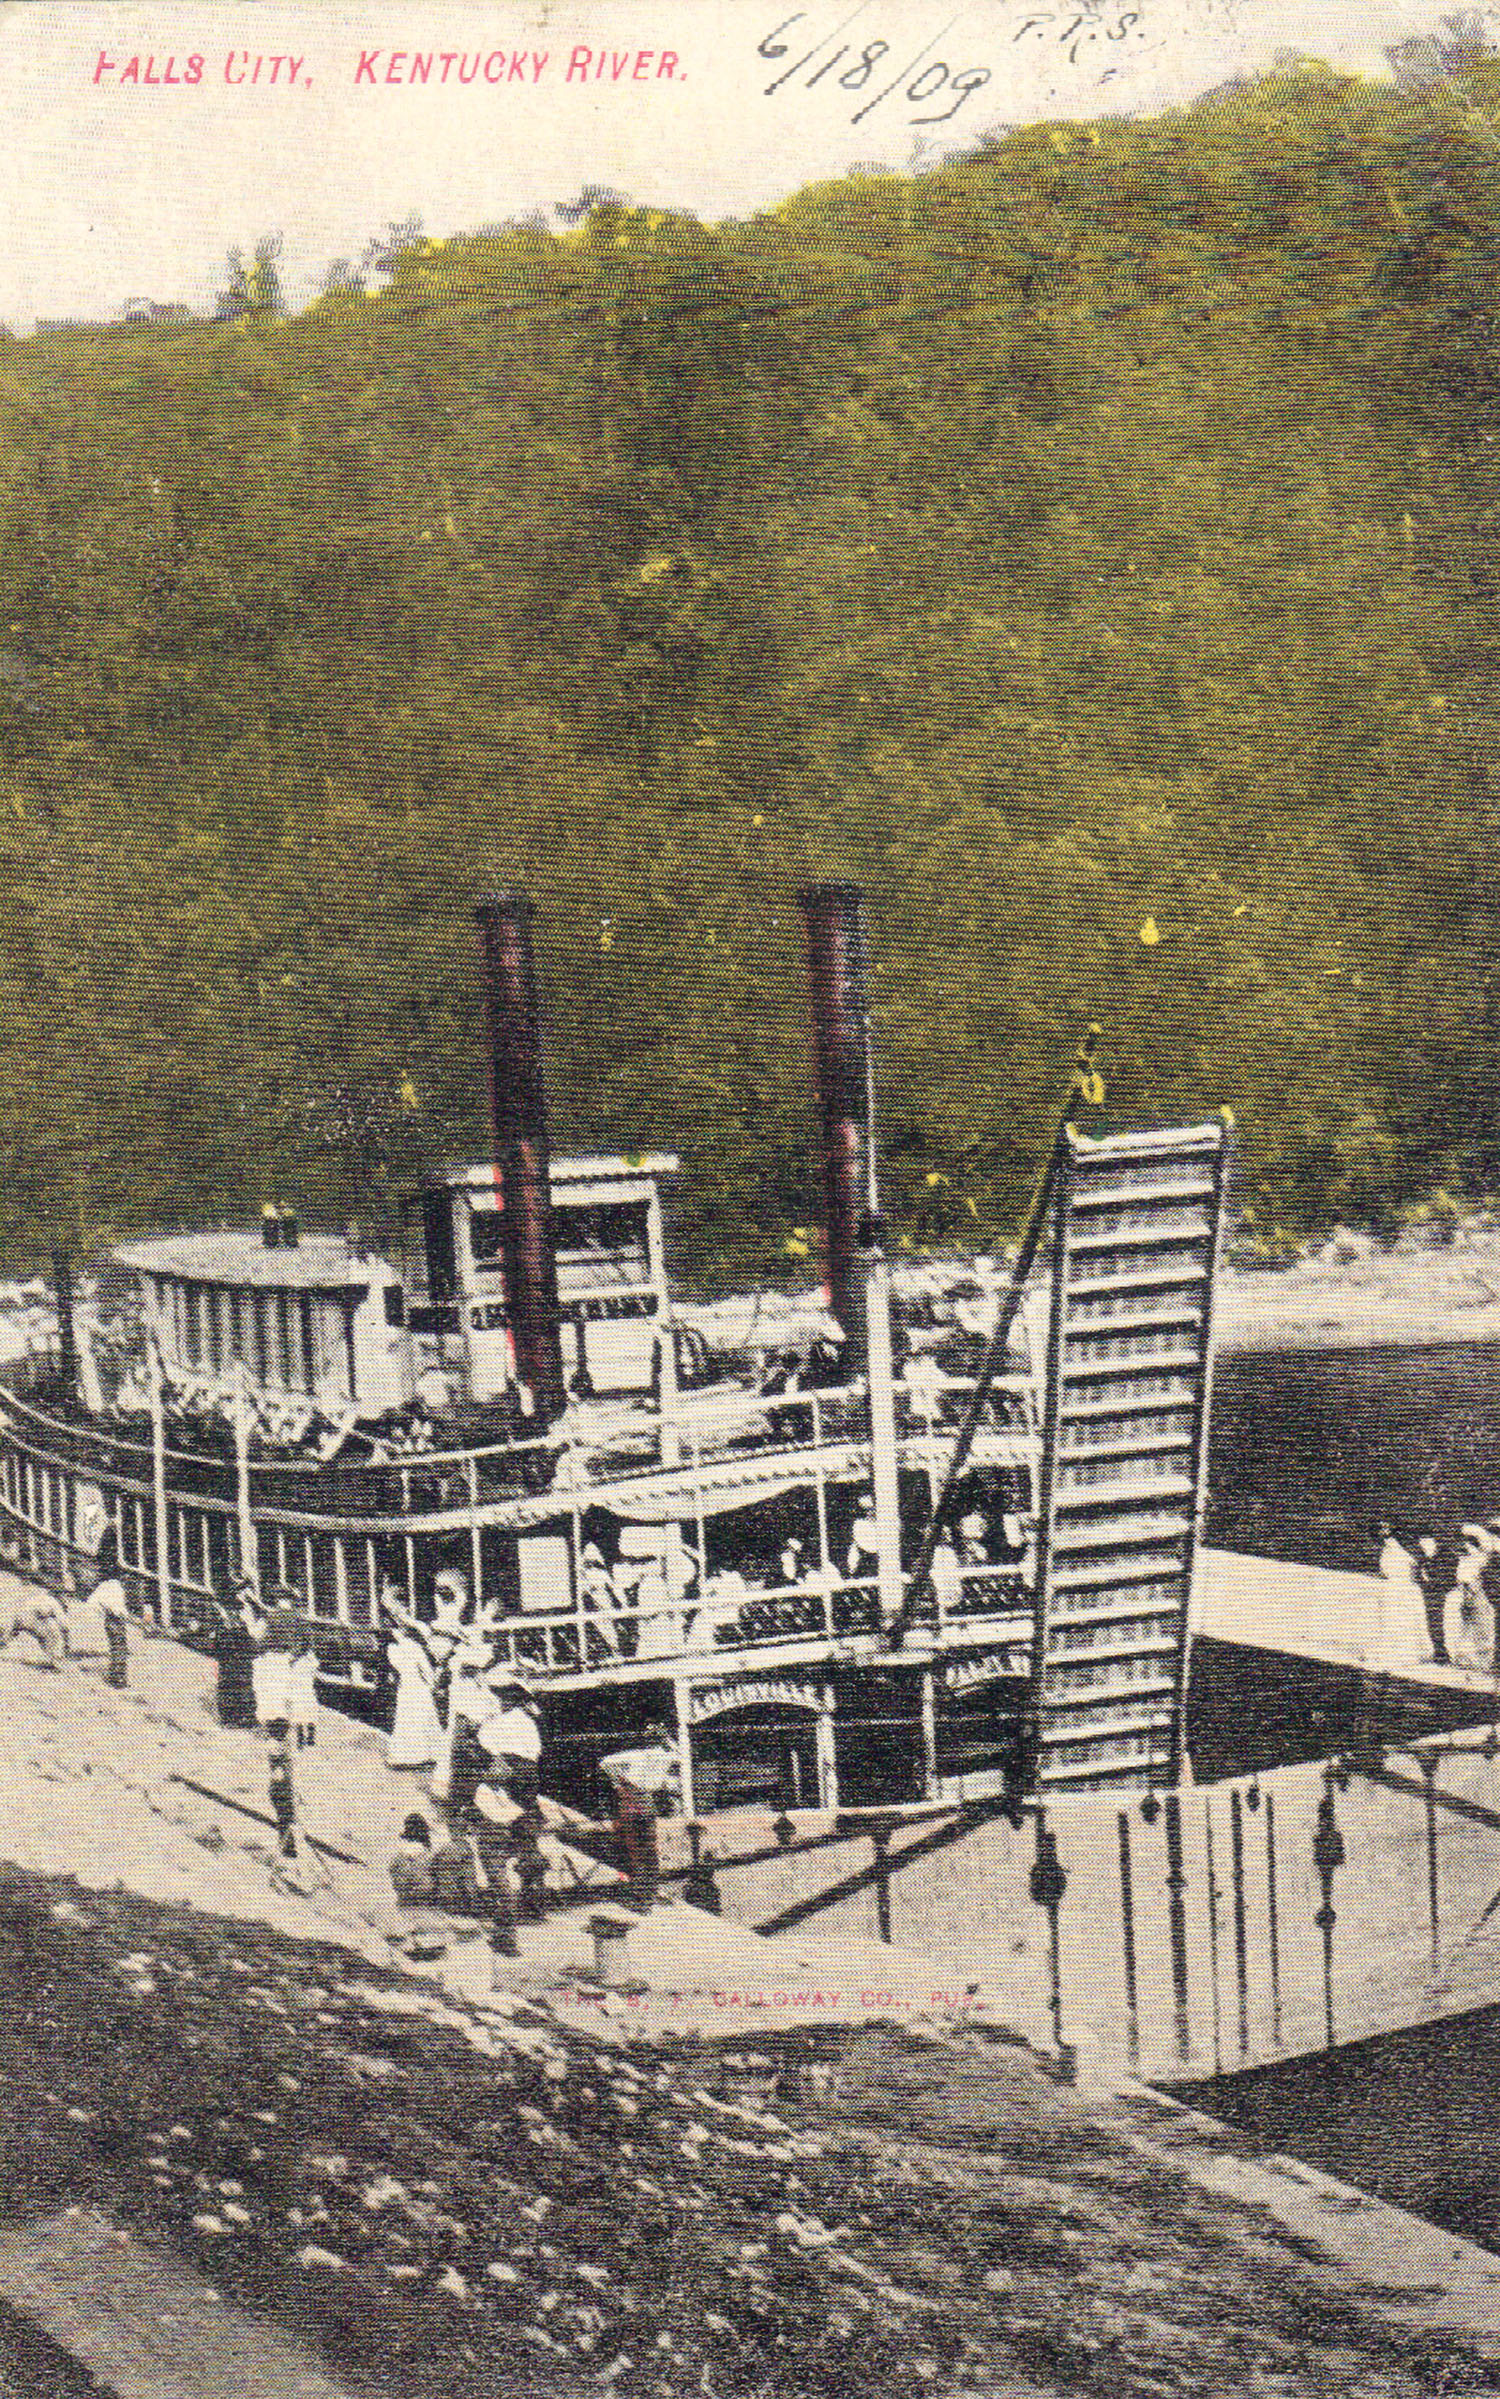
[0,888,1231,1819]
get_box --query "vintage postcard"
[1,2,1499,2393]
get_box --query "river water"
[1199,1341,1500,2256]
[1208,1340,1500,1569]
[1201,2002,1500,2260]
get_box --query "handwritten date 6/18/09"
[758,7,1143,125]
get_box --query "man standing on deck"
[1416,1533,1456,1667]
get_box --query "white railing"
[0,1358,1039,1683]
[476,1557,1034,1682]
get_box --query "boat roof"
[433,1152,679,1194]
[113,1231,395,1292]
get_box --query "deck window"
[310,1533,340,1619]
[346,1539,373,1628]
[170,1505,192,1586]
[308,1298,330,1395]
[255,1521,278,1595]
[320,1298,347,1397]
[132,1497,151,1578]
[204,1510,232,1598]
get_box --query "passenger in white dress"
[1376,1524,1432,1665]
[1446,1529,1496,1673]
[251,1639,291,1728]
[385,1628,442,1768]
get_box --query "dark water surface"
[1198,1342,1500,2254]
[1208,1341,1500,1570]
[1201,2001,1500,2259]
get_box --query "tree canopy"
[4,62,1500,1276]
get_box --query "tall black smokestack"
[474,893,567,1426]
[798,882,872,1355]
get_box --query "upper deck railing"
[0,1350,1042,1682]
[0,1357,1036,1532]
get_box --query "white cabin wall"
[350,1273,407,1413]
[450,1192,511,1403]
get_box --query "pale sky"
[0,0,1487,330]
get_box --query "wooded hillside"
[5,61,1500,1277]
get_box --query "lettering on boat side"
[689,1677,828,1725]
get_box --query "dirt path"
[0,1573,420,1961]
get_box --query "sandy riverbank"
[682,1224,1500,1361]
[1221,1226,1500,1352]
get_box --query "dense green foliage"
[7,62,1500,1276]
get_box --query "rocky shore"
[4,1856,1496,2399]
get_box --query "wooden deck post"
[815,1688,838,1812]
[233,1361,253,1577]
[673,1677,695,1822]
[148,1341,171,1626]
[920,1669,938,1798]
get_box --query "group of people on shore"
[378,1572,547,1951]
[201,1562,549,1932]
[378,1569,680,1921]
[5,1512,679,1936]
[1378,1520,1500,1671]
